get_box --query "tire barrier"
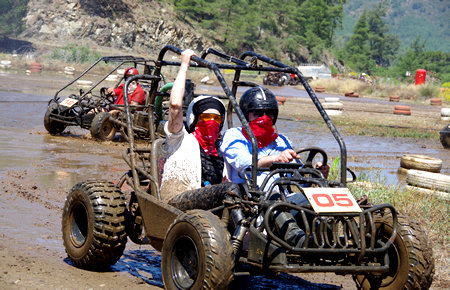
[315,86,325,93]
[393,105,411,116]
[322,97,343,116]
[322,102,343,110]
[406,169,450,194]
[276,96,287,105]
[344,91,354,97]
[400,154,442,173]
[76,79,93,87]
[106,74,119,82]
[64,66,75,75]
[324,97,340,102]
[430,98,442,106]
[389,95,400,102]
[441,108,450,121]
[30,62,42,73]
[440,124,450,148]
[0,60,11,69]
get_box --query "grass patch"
[309,78,448,105]
[347,172,449,288]
[332,120,440,139]
[348,174,448,241]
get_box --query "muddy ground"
[0,70,448,289]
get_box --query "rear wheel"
[354,213,434,289]
[44,104,66,134]
[62,180,127,269]
[90,112,116,141]
[162,210,234,289]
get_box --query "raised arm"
[167,49,196,134]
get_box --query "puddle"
[1,89,448,188]
[106,249,340,289]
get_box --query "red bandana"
[193,120,220,156]
[242,115,278,148]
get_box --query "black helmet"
[185,95,226,133]
[239,87,278,124]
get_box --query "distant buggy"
[44,56,165,141]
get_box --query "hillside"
[11,0,347,70]
[17,0,213,58]
[337,0,450,52]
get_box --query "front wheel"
[90,112,116,141]
[44,104,66,134]
[162,210,234,289]
[354,213,435,289]
[62,180,127,269]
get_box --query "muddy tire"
[44,104,66,134]
[406,169,450,193]
[355,212,434,289]
[90,112,116,141]
[400,154,442,173]
[62,180,127,269]
[440,124,450,148]
[162,210,234,289]
[125,192,149,244]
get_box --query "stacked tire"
[76,80,93,88]
[398,154,442,175]
[0,60,11,69]
[389,95,400,102]
[322,97,343,116]
[430,98,442,106]
[30,62,42,73]
[394,105,411,116]
[64,66,75,75]
[276,96,287,105]
[406,170,450,199]
[315,86,325,93]
[441,108,450,121]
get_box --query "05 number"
[312,193,354,207]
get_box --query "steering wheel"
[100,87,115,104]
[296,146,328,168]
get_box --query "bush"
[418,83,440,99]
[52,44,101,63]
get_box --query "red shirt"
[114,83,145,105]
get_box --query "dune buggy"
[61,45,435,289]
[44,55,168,141]
[263,71,301,86]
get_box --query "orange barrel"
[415,69,426,85]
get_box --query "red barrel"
[415,69,426,85]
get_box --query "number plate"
[60,97,78,107]
[303,188,361,213]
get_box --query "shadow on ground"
[65,249,341,289]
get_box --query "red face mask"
[193,120,220,156]
[242,115,278,148]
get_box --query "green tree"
[172,0,346,62]
[366,1,399,67]
[0,0,29,38]
[340,1,399,72]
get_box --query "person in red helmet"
[107,67,146,106]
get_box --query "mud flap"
[247,223,286,266]
[135,190,182,251]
